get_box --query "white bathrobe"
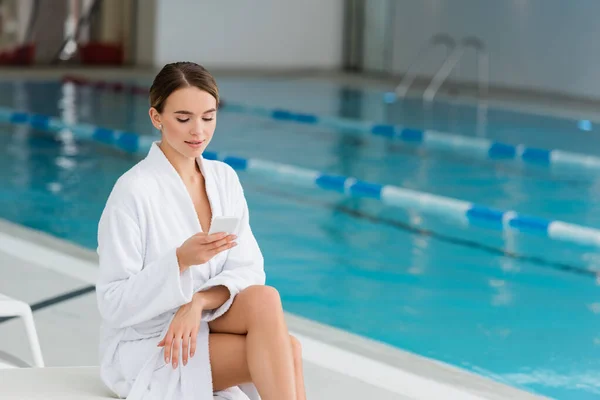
[96,141,265,400]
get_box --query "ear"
[149,107,162,130]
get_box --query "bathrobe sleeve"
[96,206,195,329]
[198,172,266,321]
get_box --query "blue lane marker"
[466,206,505,223]
[296,114,318,124]
[6,105,600,249]
[315,174,348,192]
[522,147,551,164]
[349,181,383,199]
[488,142,516,158]
[9,112,28,124]
[29,114,50,130]
[399,128,424,142]
[272,110,293,121]
[509,215,550,233]
[58,76,600,174]
[371,124,396,138]
[223,156,248,171]
[202,151,218,161]
[116,132,139,154]
[93,127,115,144]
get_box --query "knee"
[290,335,302,360]
[240,285,282,317]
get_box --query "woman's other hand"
[157,296,204,368]
[176,232,237,272]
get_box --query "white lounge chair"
[0,293,44,368]
[0,366,258,399]
[0,366,114,399]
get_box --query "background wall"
[390,0,600,99]
[149,0,344,70]
[134,0,600,100]
[134,0,156,66]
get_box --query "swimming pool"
[1,78,599,399]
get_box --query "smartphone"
[208,216,240,235]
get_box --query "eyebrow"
[174,108,216,115]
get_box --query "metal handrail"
[463,36,489,101]
[51,0,102,63]
[394,33,456,99]
[423,36,489,104]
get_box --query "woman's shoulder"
[103,160,158,212]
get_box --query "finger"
[157,338,164,347]
[172,336,181,368]
[211,242,237,257]
[182,333,190,366]
[164,334,173,363]
[209,235,237,250]
[190,327,198,358]
[213,240,238,254]
[205,232,229,244]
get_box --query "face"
[149,86,217,159]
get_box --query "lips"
[185,140,205,149]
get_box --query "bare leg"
[209,333,251,390]
[209,332,305,398]
[209,285,297,400]
[290,335,307,400]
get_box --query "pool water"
[0,78,599,399]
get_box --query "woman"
[96,62,306,400]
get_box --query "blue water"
[1,79,600,399]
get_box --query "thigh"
[209,285,281,334]
[209,333,251,391]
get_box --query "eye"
[202,117,214,122]
[176,118,189,123]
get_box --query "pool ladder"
[394,34,489,104]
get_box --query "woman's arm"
[193,285,230,310]
[96,206,195,328]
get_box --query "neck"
[159,141,202,183]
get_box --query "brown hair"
[149,62,219,113]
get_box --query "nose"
[190,117,205,137]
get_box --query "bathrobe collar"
[146,141,222,230]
